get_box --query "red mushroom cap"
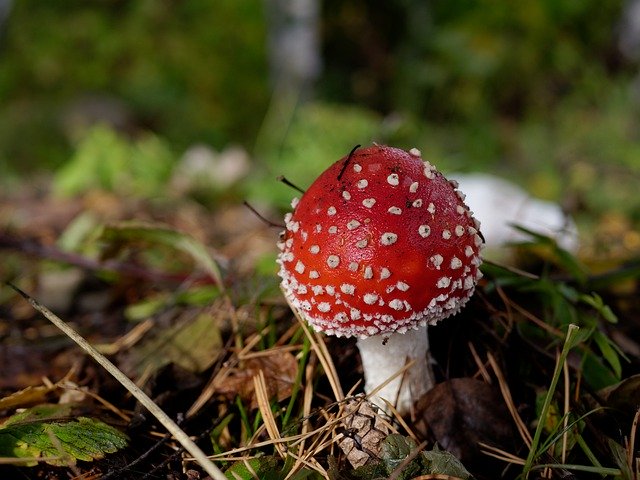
[277,145,483,338]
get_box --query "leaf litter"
[1,176,639,479]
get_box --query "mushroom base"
[356,326,435,414]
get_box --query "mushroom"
[277,145,483,413]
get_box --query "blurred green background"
[1,0,639,256]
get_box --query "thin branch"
[337,144,361,181]
[277,175,306,194]
[243,201,285,228]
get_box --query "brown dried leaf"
[214,351,297,409]
[0,385,57,411]
[413,378,514,467]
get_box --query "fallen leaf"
[214,351,298,409]
[122,312,222,379]
[413,378,515,468]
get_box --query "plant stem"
[523,323,580,478]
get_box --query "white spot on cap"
[318,302,331,313]
[397,281,409,291]
[362,198,376,208]
[449,179,459,189]
[387,173,399,186]
[328,226,338,234]
[409,147,421,157]
[301,300,312,311]
[364,266,373,279]
[464,275,475,290]
[357,179,368,189]
[456,205,466,215]
[296,285,307,294]
[409,182,419,193]
[465,245,474,257]
[455,225,465,236]
[349,262,359,272]
[468,226,478,235]
[350,308,361,320]
[457,191,467,202]
[327,206,337,216]
[315,224,322,233]
[367,326,379,335]
[291,197,300,208]
[347,220,361,230]
[364,293,378,305]
[326,285,336,295]
[430,254,444,268]
[437,277,451,288]
[427,203,436,214]
[389,299,404,310]
[451,257,463,269]
[340,284,355,295]
[423,162,435,179]
[419,225,431,238]
[309,270,320,279]
[380,268,391,279]
[353,163,362,173]
[282,252,294,262]
[388,206,402,215]
[381,232,398,245]
[312,285,324,295]
[310,245,320,254]
[442,229,452,240]
[342,191,351,200]
[356,238,368,249]
[474,234,483,248]
[412,199,423,208]
[327,255,340,268]
[335,312,349,323]
[295,261,305,274]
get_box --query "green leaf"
[592,330,622,379]
[380,434,417,473]
[0,405,128,466]
[422,446,473,479]
[99,221,224,288]
[578,292,618,324]
[224,455,281,480]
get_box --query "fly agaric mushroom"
[277,145,483,413]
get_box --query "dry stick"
[487,352,533,448]
[8,283,227,480]
[629,406,640,477]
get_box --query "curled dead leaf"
[214,350,297,409]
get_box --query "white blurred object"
[171,144,250,193]
[452,173,579,254]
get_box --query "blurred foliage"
[0,0,269,173]
[2,0,640,239]
[323,0,625,120]
[53,125,175,197]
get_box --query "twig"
[0,233,215,286]
[7,283,227,480]
[277,175,306,194]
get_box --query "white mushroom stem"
[356,325,435,414]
